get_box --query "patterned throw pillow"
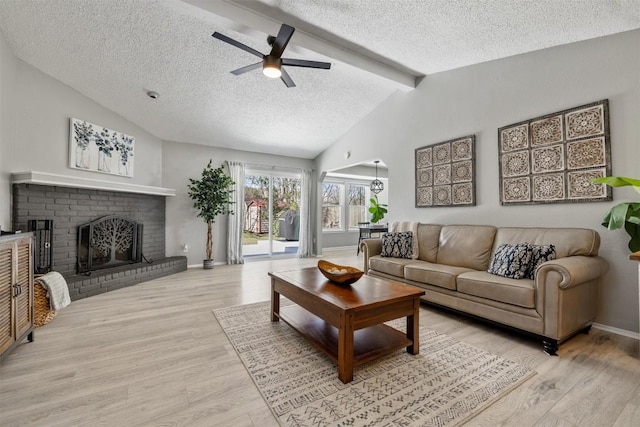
[526,244,556,279]
[487,243,533,279]
[381,232,414,259]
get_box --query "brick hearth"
[12,183,186,300]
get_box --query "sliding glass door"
[243,169,301,258]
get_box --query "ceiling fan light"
[263,65,282,78]
[263,56,282,78]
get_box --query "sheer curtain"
[226,161,245,264]
[297,168,313,257]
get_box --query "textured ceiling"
[0,1,638,159]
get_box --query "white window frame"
[244,167,302,257]
[347,182,370,230]
[321,181,344,231]
[322,179,371,232]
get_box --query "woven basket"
[34,281,57,327]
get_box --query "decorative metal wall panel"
[498,100,611,205]
[415,135,475,207]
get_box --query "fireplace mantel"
[12,171,175,197]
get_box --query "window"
[347,184,367,229]
[322,182,343,230]
[322,180,371,231]
[243,169,301,258]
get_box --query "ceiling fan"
[212,24,331,88]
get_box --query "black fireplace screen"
[77,215,142,273]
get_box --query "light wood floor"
[1,250,639,427]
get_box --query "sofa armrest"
[360,239,382,273]
[536,255,609,341]
[537,256,609,289]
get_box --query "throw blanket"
[35,272,71,311]
[390,221,420,259]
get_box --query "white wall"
[162,140,314,265]
[317,30,640,333]
[0,35,315,266]
[0,49,165,233]
[2,24,637,332]
[0,29,17,231]
[5,61,163,187]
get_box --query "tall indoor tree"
[188,160,235,269]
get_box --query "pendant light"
[370,160,384,194]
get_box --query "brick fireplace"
[12,179,186,300]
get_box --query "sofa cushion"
[526,244,556,279]
[437,225,497,270]
[404,262,474,290]
[381,232,414,259]
[368,255,418,278]
[416,224,442,263]
[487,243,533,279]
[390,222,420,259]
[457,271,536,308]
[493,227,599,258]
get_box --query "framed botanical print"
[70,118,135,177]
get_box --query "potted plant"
[592,176,640,252]
[368,195,388,224]
[188,160,235,269]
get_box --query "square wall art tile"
[415,135,475,207]
[498,100,611,205]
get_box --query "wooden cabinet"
[0,234,34,361]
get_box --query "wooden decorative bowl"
[317,260,364,285]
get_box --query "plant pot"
[203,259,214,269]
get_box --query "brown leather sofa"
[360,224,609,355]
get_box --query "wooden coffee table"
[269,267,425,383]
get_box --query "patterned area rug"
[213,301,534,427]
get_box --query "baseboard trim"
[323,246,357,252]
[592,323,640,340]
[187,261,226,268]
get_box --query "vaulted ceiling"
[1,0,638,159]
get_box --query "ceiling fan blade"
[269,24,295,58]
[280,67,296,88]
[212,32,263,58]
[230,61,263,75]
[282,58,331,69]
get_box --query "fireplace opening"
[77,215,143,274]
